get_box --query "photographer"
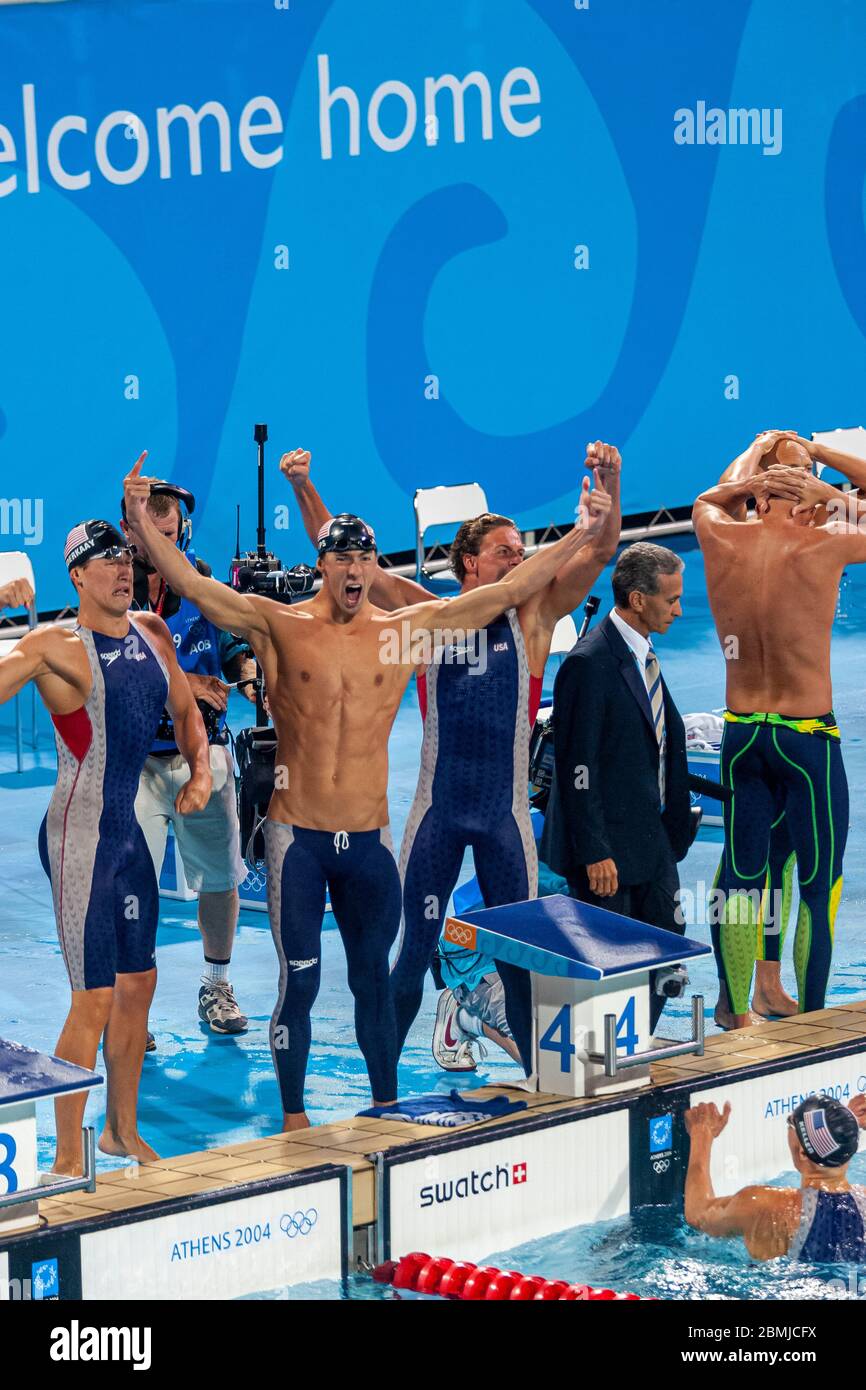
[121,485,256,1038]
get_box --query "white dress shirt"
[609,607,652,674]
[609,608,666,809]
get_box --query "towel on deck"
[358,1089,527,1128]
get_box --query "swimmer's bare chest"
[255,606,416,831]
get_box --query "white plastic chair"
[0,551,38,772]
[550,614,578,655]
[811,426,866,477]
[414,482,489,584]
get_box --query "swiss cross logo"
[512,1162,527,1184]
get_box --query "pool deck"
[31,999,866,1236]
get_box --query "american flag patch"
[63,523,91,566]
[803,1108,840,1160]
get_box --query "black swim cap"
[316,513,377,556]
[790,1096,860,1168]
[64,520,131,572]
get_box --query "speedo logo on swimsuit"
[101,646,146,665]
[288,958,318,972]
[419,1160,527,1207]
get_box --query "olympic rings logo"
[652,1158,670,1174]
[280,1208,318,1238]
[446,923,475,947]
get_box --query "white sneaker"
[432,990,479,1071]
[198,980,249,1034]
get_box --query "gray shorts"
[136,744,246,894]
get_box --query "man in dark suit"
[544,542,692,1030]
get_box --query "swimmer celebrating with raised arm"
[284,443,620,1076]
[684,1096,866,1262]
[0,520,211,1173]
[123,452,611,1128]
[694,431,866,1030]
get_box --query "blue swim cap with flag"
[64,519,132,572]
[790,1096,860,1167]
[316,513,377,556]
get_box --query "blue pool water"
[1,535,865,1182]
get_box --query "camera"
[230,552,315,602]
[155,699,225,746]
[228,424,316,604]
[654,966,690,999]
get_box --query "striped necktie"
[644,644,666,808]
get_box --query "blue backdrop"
[2,0,866,607]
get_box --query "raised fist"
[585,440,621,477]
[279,449,312,486]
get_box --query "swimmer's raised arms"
[693,433,815,523]
[693,428,866,1030]
[694,428,866,527]
[121,448,612,1130]
[122,449,613,641]
[684,1097,866,1262]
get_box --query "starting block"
[443,894,712,1099]
[0,1040,102,1235]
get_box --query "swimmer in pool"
[684,1095,866,1261]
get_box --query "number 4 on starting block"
[539,997,638,1073]
[534,977,649,1098]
